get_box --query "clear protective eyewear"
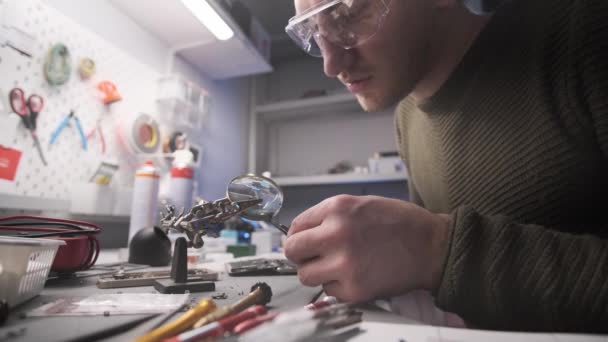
[285,0,391,57]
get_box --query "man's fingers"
[288,195,352,236]
[284,226,329,264]
[296,254,344,287]
[288,201,325,237]
[322,281,343,300]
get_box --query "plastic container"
[128,161,161,244]
[168,150,195,212]
[156,74,210,129]
[0,236,65,308]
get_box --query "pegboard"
[0,0,163,203]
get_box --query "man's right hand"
[283,194,451,303]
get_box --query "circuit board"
[225,258,297,276]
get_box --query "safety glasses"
[285,0,391,57]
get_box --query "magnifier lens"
[227,175,283,219]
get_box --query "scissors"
[9,88,48,166]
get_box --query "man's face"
[293,0,436,111]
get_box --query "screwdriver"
[191,282,272,329]
[136,298,216,342]
[165,305,267,342]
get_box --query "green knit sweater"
[395,0,608,333]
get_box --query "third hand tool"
[9,88,47,166]
[49,110,88,150]
[226,174,290,235]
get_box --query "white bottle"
[168,150,195,212]
[128,160,160,244]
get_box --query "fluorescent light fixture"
[180,0,234,41]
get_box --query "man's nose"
[321,38,354,78]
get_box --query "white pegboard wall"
[0,0,162,203]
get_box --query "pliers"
[86,119,106,153]
[49,110,88,150]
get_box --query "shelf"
[256,93,360,121]
[274,173,408,187]
[0,194,71,212]
[109,0,272,79]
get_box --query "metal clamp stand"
[153,237,215,294]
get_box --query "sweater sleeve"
[434,206,608,333]
[577,0,608,159]
[432,0,608,333]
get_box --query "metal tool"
[49,110,88,150]
[226,174,290,235]
[0,24,35,57]
[160,197,262,249]
[160,174,290,249]
[86,118,106,153]
[9,88,47,165]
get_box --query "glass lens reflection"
[227,175,284,219]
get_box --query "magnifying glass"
[227,174,289,235]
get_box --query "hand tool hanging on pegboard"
[8,88,48,166]
[86,117,106,154]
[49,110,88,150]
[44,43,71,86]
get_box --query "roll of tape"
[79,58,95,80]
[44,43,72,86]
[128,114,161,154]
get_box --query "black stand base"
[153,237,216,294]
[153,278,215,294]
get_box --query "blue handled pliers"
[49,110,88,150]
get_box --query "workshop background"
[0,0,408,249]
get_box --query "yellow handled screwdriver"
[136,298,217,342]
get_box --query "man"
[283,0,608,333]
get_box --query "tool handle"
[232,313,277,335]
[219,305,267,332]
[136,299,216,342]
[99,126,106,153]
[49,115,71,145]
[73,116,88,150]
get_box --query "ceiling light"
[180,0,234,41]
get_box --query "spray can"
[129,161,160,244]
[168,154,194,212]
